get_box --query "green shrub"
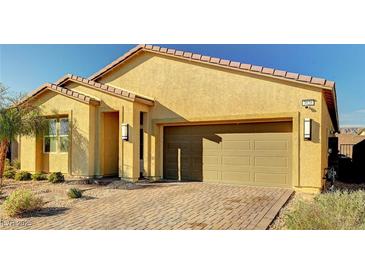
[284,191,365,230]
[67,188,83,199]
[31,172,48,181]
[3,166,16,179]
[15,171,32,181]
[4,159,11,169]
[12,160,21,170]
[2,189,44,217]
[3,159,20,179]
[48,172,65,183]
[3,159,16,179]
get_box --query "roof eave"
[20,83,100,106]
[89,44,145,81]
[87,44,338,128]
[332,86,340,132]
[56,73,154,106]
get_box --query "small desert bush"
[2,189,43,217]
[12,160,21,170]
[31,172,48,181]
[4,159,11,169]
[15,171,32,181]
[284,191,365,230]
[48,172,65,183]
[3,159,16,179]
[3,166,16,179]
[67,188,83,199]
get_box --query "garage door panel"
[190,146,202,154]
[254,156,289,168]
[164,122,292,187]
[255,173,289,185]
[203,139,220,149]
[222,156,250,166]
[202,149,220,156]
[165,163,178,170]
[203,155,219,165]
[222,140,251,150]
[222,165,252,173]
[166,143,189,150]
[221,149,254,156]
[191,157,202,165]
[165,170,178,179]
[204,170,220,181]
[254,140,289,151]
[222,172,251,183]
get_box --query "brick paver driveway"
[0,182,292,230]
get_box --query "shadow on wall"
[163,122,292,182]
[70,119,89,176]
[39,108,89,176]
[311,120,321,144]
[352,139,365,180]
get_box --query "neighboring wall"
[337,134,365,158]
[97,52,335,191]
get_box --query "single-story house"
[337,128,365,158]
[17,44,339,193]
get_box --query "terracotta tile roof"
[340,127,365,135]
[337,134,365,145]
[56,74,154,106]
[20,83,101,106]
[88,44,339,131]
[89,44,335,89]
[88,44,145,81]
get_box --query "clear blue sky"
[1,44,364,127]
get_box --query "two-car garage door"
[163,122,292,188]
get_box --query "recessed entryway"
[103,112,119,176]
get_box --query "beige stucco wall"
[20,90,93,176]
[19,51,336,192]
[63,82,142,180]
[96,51,335,191]
[320,95,336,187]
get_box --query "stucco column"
[119,103,140,181]
[94,107,102,177]
[149,123,164,180]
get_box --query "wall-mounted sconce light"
[121,123,129,141]
[304,118,312,140]
[302,99,316,109]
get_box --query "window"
[44,119,57,153]
[43,118,69,153]
[59,118,69,153]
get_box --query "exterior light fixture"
[121,123,129,141]
[302,99,316,108]
[304,118,312,140]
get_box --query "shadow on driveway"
[26,207,70,218]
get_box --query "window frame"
[43,117,69,154]
[59,118,69,154]
[43,118,58,154]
